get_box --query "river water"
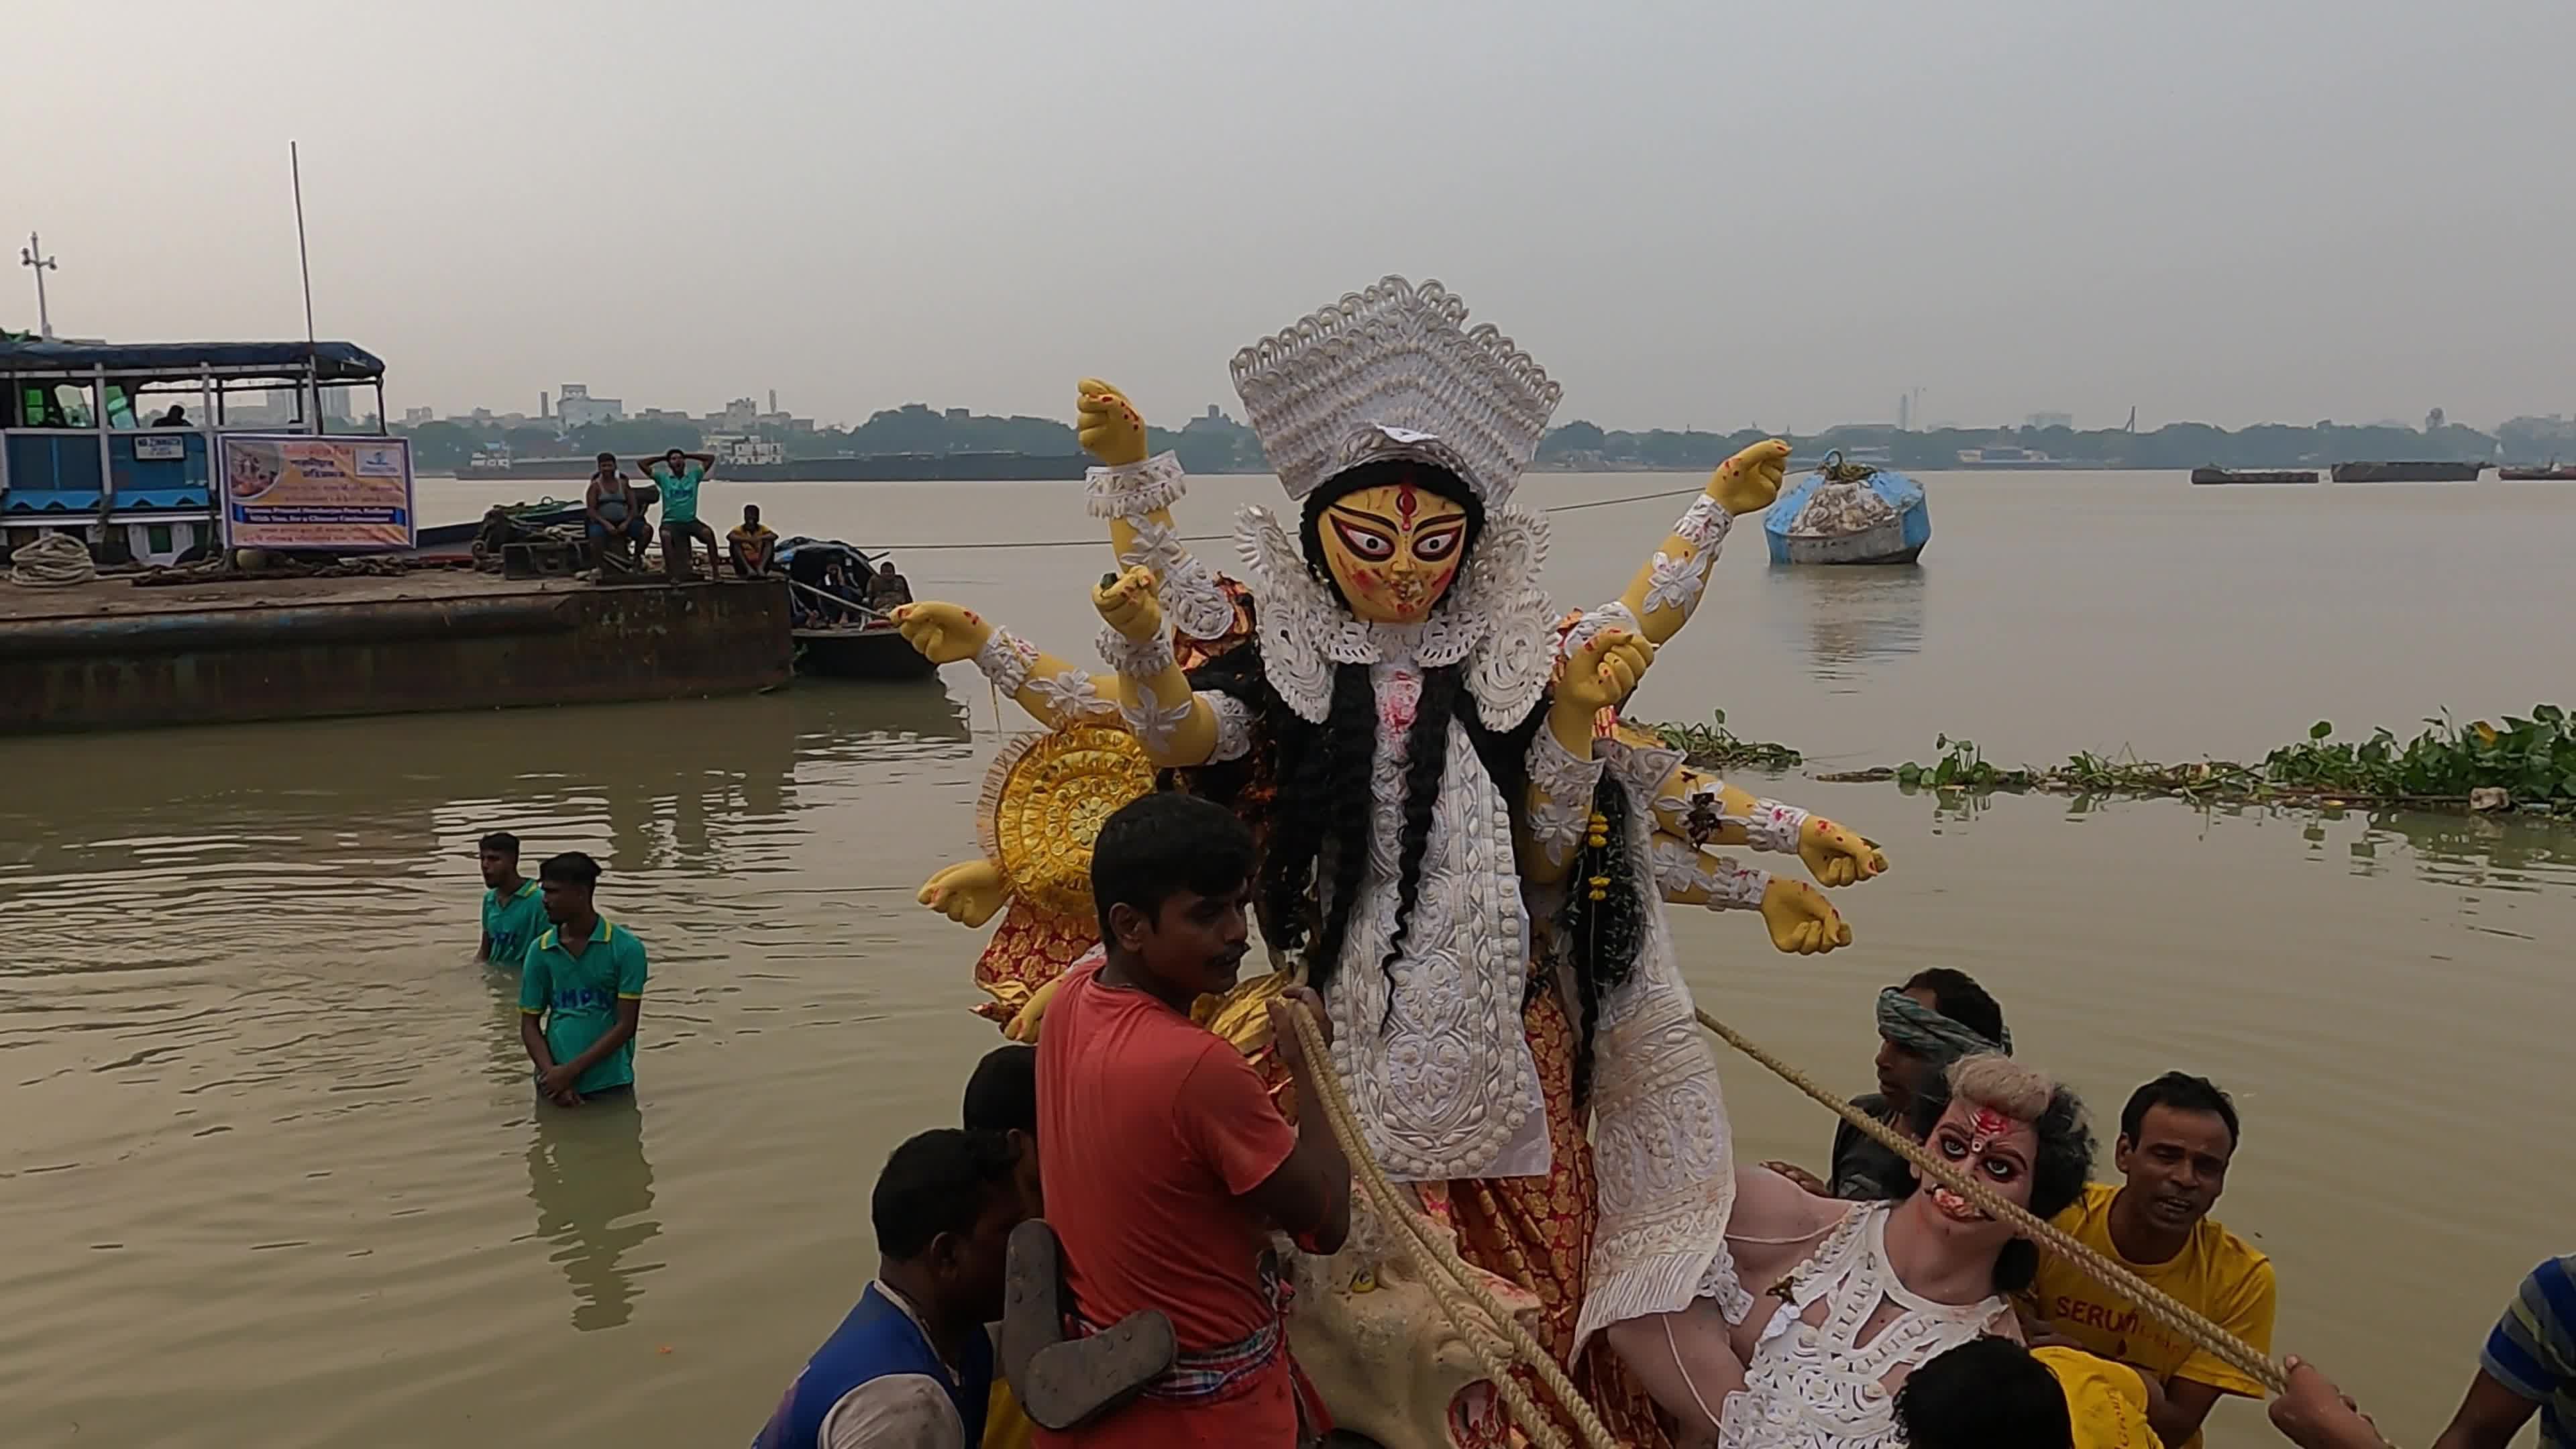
[4,469,2571,1448]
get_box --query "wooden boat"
[777,536,934,679]
[2329,461,2484,482]
[2192,467,2317,485]
[792,621,938,680]
[2500,462,2576,481]
[1764,451,1931,566]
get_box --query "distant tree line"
[397,404,2576,475]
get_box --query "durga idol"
[896,277,1894,1447]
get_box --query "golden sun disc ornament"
[977,724,1158,921]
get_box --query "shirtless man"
[1604,1054,2095,1449]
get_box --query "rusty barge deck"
[0,568,794,735]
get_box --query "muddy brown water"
[4,470,2571,1447]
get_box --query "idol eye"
[1329,517,1395,561]
[1412,525,1463,562]
[1937,1135,1968,1161]
[1983,1157,2019,1182]
[1349,1269,1379,1294]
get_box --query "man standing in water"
[638,447,719,580]
[477,830,548,967]
[517,852,647,1108]
[756,1128,1028,1449]
[1036,791,1349,1446]
[2024,1071,2275,1449]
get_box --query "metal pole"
[19,231,57,338]
[290,143,321,431]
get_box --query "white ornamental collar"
[1235,502,1556,729]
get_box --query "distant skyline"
[9,1,2575,435]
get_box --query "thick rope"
[8,533,97,588]
[1691,1006,2290,1397]
[1286,1004,1620,1449]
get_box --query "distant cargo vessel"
[2500,462,2576,481]
[2329,461,2485,483]
[2191,467,2318,485]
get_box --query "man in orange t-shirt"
[1036,792,1350,1448]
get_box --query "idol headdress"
[1230,276,1563,508]
[1226,277,1564,727]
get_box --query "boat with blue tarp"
[1764,450,1931,565]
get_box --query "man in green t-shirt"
[477,830,550,967]
[639,448,720,582]
[518,852,647,1106]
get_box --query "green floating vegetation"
[1650,709,1803,771]
[1654,709,2576,816]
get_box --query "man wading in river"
[1766,968,2010,1199]
[1034,792,1349,1447]
[476,830,547,968]
[517,852,647,1108]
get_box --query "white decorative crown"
[1230,276,1562,508]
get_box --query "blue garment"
[482,879,549,967]
[754,1283,991,1449]
[2483,1254,2576,1448]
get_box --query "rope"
[7,533,97,588]
[874,484,1706,552]
[1690,1006,2291,1397]
[1285,1002,1620,1449]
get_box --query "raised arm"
[1613,439,1789,647]
[1651,828,1851,955]
[1093,566,1226,767]
[1075,380,1235,643]
[891,602,1129,731]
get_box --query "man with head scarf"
[1768,967,2011,1199]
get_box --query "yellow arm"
[1645,759,1890,888]
[1613,439,1790,646]
[890,602,1126,730]
[1649,829,1853,955]
[1094,566,1222,767]
[1079,380,1237,645]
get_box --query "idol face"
[1316,479,1470,625]
[1910,1099,2039,1252]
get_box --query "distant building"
[2026,411,2074,430]
[557,382,625,430]
[402,406,434,426]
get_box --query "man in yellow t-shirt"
[2023,1073,2276,1449]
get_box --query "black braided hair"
[1554,771,1649,1106]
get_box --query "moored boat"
[2500,462,2576,481]
[1765,450,1931,565]
[2330,460,2485,482]
[2192,466,2318,485]
[778,536,934,679]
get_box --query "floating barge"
[0,568,792,735]
[2329,460,2485,482]
[2191,467,2318,485]
[2500,462,2576,481]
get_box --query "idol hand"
[1092,564,1164,641]
[1005,974,1066,1044]
[1554,628,1657,722]
[1758,877,1851,955]
[917,859,1008,928]
[1075,378,1149,467]
[892,602,996,665]
[1710,439,1791,516]
[1799,818,1888,888]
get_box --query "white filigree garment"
[1315,637,1549,1184]
[1715,1205,2010,1449]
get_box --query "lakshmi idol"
[896,277,1898,1446]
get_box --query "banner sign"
[219,434,415,550]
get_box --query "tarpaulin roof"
[0,338,385,380]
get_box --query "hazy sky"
[11,1,2573,432]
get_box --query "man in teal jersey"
[518,852,647,1106]
[640,447,720,581]
[478,831,550,967]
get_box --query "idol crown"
[1230,276,1562,509]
